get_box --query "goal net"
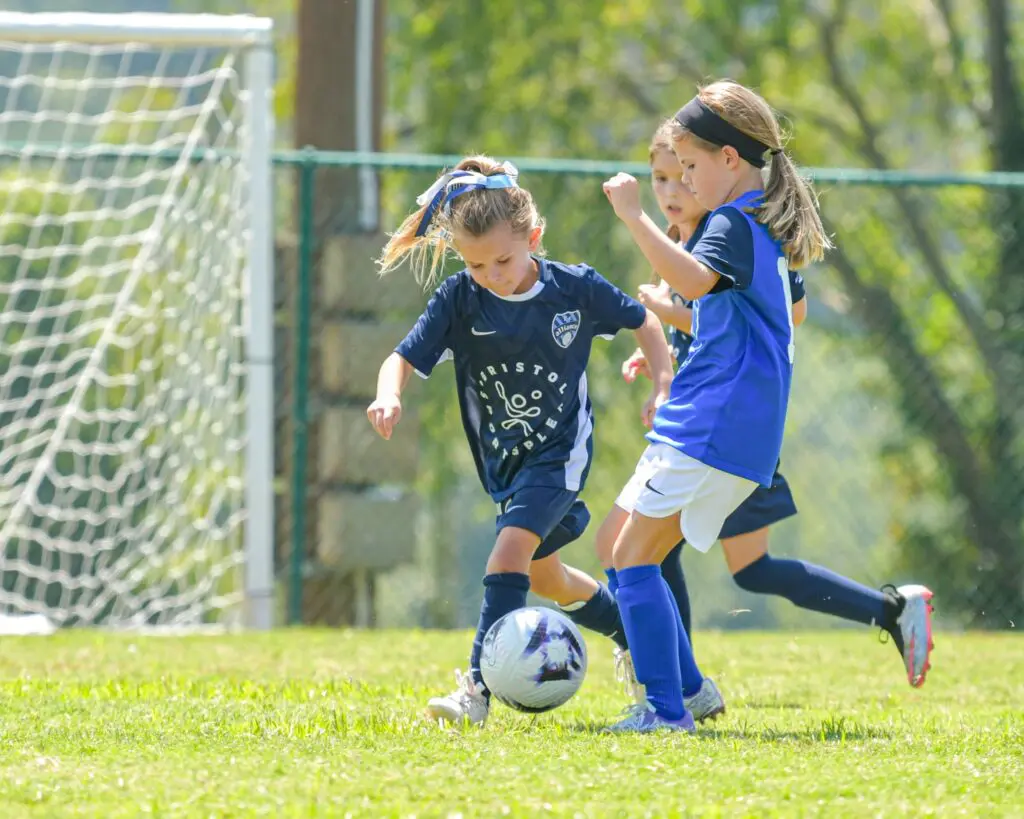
[0,13,274,630]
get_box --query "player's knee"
[487,526,541,574]
[722,528,772,576]
[611,532,649,570]
[613,514,684,569]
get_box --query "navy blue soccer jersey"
[396,258,647,501]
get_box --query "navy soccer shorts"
[495,487,591,560]
[718,469,798,540]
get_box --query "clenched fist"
[602,172,643,223]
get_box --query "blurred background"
[3,0,1022,634]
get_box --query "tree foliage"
[373,0,1024,626]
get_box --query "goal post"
[0,13,275,630]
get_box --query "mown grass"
[0,629,1021,817]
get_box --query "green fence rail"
[275,149,1024,187]
[9,141,1024,186]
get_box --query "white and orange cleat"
[895,584,934,687]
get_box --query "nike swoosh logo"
[503,504,527,514]
[644,479,664,496]
[471,328,496,336]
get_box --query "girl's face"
[673,136,738,212]
[650,148,705,230]
[454,222,542,298]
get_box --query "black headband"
[674,97,775,169]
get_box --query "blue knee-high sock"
[733,554,901,630]
[614,565,686,720]
[560,584,628,650]
[609,563,700,694]
[661,575,703,698]
[660,541,692,641]
[470,572,531,693]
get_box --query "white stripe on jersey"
[564,372,592,491]
[412,347,453,379]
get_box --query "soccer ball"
[480,606,588,713]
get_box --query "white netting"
[0,30,255,627]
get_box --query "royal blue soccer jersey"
[668,214,805,361]
[396,257,647,501]
[649,192,795,487]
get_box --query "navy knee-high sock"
[615,565,690,720]
[560,584,628,650]
[469,572,531,693]
[660,541,692,641]
[733,554,902,635]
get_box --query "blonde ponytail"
[761,149,831,268]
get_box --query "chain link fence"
[275,152,1024,633]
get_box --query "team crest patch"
[551,310,581,349]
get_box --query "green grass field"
[0,629,1021,817]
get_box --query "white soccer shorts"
[614,443,758,553]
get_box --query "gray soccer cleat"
[684,677,726,722]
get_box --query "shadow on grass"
[556,715,893,743]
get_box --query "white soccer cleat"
[684,677,726,722]
[896,584,935,688]
[613,647,647,705]
[426,669,489,726]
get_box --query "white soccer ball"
[480,606,588,713]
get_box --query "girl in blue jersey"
[597,124,934,722]
[368,155,674,726]
[601,81,933,732]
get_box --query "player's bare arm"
[632,308,673,426]
[637,281,693,334]
[602,173,720,300]
[367,352,413,440]
[638,281,694,334]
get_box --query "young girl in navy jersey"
[599,123,935,722]
[368,155,674,726]
[601,81,933,732]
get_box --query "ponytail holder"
[413,161,520,237]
